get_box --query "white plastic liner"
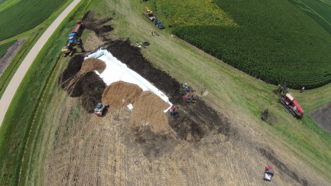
[85,49,172,112]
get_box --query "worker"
[169,105,177,115]
[181,82,190,93]
[300,86,305,93]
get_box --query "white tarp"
[85,49,172,112]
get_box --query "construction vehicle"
[280,93,304,118]
[144,7,165,29]
[61,21,85,56]
[179,82,196,103]
[264,166,274,181]
[169,105,178,116]
[278,83,304,118]
[94,103,109,117]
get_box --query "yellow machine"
[145,7,153,15]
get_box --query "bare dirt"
[45,16,328,186]
[59,56,107,113]
[83,11,113,41]
[84,32,104,53]
[102,81,143,111]
[0,40,24,76]
[310,102,331,134]
[131,91,171,134]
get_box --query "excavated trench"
[60,14,232,144]
[60,39,231,142]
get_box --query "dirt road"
[0,0,81,126]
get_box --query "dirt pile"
[63,58,106,94]
[105,40,232,141]
[77,72,106,113]
[60,56,106,112]
[83,11,113,40]
[59,55,84,89]
[102,81,143,111]
[60,22,231,142]
[80,58,106,73]
[131,91,171,134]
[106,40,182,103]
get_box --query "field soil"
[0,40,24,76]
[310,102,331,134]
[43,22,327,185]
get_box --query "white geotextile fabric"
[85,49,172,112]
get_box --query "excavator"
[180,82,196,103]
[61,21,85,56]
[144,7,165,29]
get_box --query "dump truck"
[61,21,85,56]
[280,93,304,119]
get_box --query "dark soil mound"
[106,40,231,141]
[76,72,106,113]
[83,11,112,39]
[169,99,230,141]
[59,55,84,89]
[106,40,182,103]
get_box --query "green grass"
[0,40,14,58]
[0,0,66,41]
[0,0,21,12]
[0,0,330,185]
[0,0,90,185]
[106,0,331,181]
[151,0,331,89]
[289,0,331,34]
[0,0,73,99]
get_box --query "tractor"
[61,21,85,57]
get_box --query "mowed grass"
[103,0,331,181]
[0,0,66,41]
[0,0,90,185]
[151,0,331,89]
